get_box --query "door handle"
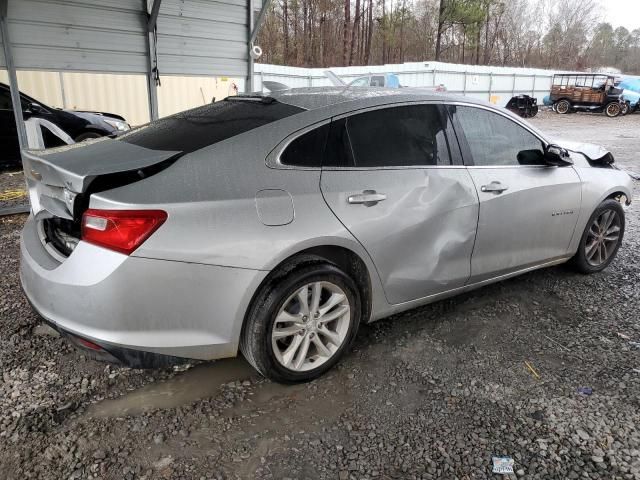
[348,190,387,206]
[480,181,509,194]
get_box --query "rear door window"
[344,104,452,167]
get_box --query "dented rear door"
[320,103,479,305]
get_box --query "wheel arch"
[568,177,633,255]
[244,243,377,335]
[604,189,632,206]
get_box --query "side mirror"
[26,102,44,115]
[544,144,573,166]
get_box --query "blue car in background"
[349,73,402,88]
[618,78,640,113]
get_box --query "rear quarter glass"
[118,99,304,153]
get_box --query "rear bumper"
[36,317,188,368]
[20,214,268,364]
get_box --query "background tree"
[257,0,640,74]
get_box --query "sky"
[603,0,640,31]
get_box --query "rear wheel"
[240,263,361,383]
[571,199,625,274]
[621,103,630,116]
[75,131,103,142]
[555,100,571,114]
[605,102,621,118]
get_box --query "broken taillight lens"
[81,209,167,255]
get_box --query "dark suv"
[0,82,129,166]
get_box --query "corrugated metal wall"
[1,0,148,72]
[0,0,249,77]
[0,70,242,125]
[156,0,249,76]
[255,61,567,106]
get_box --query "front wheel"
[571,199,625,274]
[605,102,622,118]
[75,131,103,142]
[240,263,361,383]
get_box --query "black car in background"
[0,82,129,166]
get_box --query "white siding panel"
[255,61,563,105]
[157,75,240,117]
[62,72,149,126]
[0,70,64,107]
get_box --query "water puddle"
[88,357,255,418]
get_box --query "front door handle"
[480,181,509,194]
[348,190,387,206]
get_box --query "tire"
[555,100,570,114]
[74,131,103,142]
[621,103,630,116]
[605,102,621,118]
[240,262,361,383]
[570,199,625,274]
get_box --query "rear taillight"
[81,209,167,255]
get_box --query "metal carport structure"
[0,0,271,152]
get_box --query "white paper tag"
[492,456,515,474]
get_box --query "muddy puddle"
[88,357,256,418]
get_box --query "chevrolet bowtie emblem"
[30,169,42,180]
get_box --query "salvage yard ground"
[0,110,639,480]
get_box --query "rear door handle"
[348,190,387,206]
[480,181,509,194]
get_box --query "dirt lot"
[1,111,639,480]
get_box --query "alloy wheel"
[585,209,621,267]
[271,281,351,372]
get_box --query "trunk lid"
[23,139,179,220]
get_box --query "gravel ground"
[1,112,639,480]
[0,167,28,210]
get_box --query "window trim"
[446,102,551,168]
[267,100,547,171]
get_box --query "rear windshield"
[118,98,304,153]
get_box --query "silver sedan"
[20,88,633,383]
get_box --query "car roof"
[248,86,482,111]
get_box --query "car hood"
[63,109,126,123]
[555,140,614,164]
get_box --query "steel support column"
[145,0,161,120]
[247,0,254,92]
[0,0,27,152]
[247,0,272,92]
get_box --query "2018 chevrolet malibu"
[20,88,633,383]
